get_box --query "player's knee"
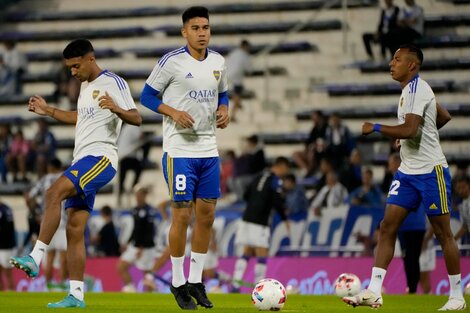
[172,210,192,226]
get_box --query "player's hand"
[99,92,121,113]
[216,105,230,129]
[171,110,194,128]
[28,95,49,116]
[136,248,143,259]
[362,122,374,135]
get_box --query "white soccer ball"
[465,282,470,295]
[252,278,287,311]
[334,273,361,297]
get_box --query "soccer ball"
[251,278,287,311]
[334,273,361,297]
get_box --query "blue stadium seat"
[356,58,470,73]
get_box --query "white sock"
[368,267,387,295]
[188,252,207,284]
[171,255,186,287]
[448,274,464,299]
[69,280,84,301]
[29,240,48,267]
[254,263,267,284]
[232,257,248,288]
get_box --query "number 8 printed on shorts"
[175,174,186,191]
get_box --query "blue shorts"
[386,165,451,216]
[63,155,116,211]
[162,152,220,202]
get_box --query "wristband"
[373,123,382,132]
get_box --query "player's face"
[65,53,94,82]
[182,17,211,51]
[389,49,413,82]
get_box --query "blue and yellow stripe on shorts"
[79,156,111,191]
[435,164,449,214]
[166,153,174,200]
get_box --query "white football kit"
[397,75,447,174]
[146,46,228,157]
[73,70,136,169]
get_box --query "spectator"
[226,40,253,122]
[0,55,14,97]
[324,113,354,169]
[381,152,400,193]
[5,129,30,182]
[2,40,27,94]
[53,60,80,109]
[117,124,144,198]
[340,148,363,192]
[220,149,236,196]
[362,0,400,60]
[389,0,424,53]
[292,110,327,177]
[310,172,348,217]
[30,119,57,178]
[348,168,383,207]
[0,201,16,291]
[117,185,156,292]
[232,157,290,291]
[0,124,12,183]
[311,156,334,194]
[283,173,308,219]
[92,205,120,257]
[231,135,266,201]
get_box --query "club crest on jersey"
[400,97,404,107]
[213,70,220,81]
[93,90,100,99]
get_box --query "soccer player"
[232,157,290,291]
[140,6,229,310]
[10,39,142,308]
[342,44,466,311]
[25,158,68,291]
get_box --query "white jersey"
[397,75,447,174]
[146,46,228,157]
[29,172,67,229]
[74,70,136,169]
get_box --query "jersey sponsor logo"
[185,72,194,79]
[78,107,96,119]
[429,203,438,210]
[213,70,220,81]
[188,89,217,103]
[70,170,79,177]
[92,90,100,99]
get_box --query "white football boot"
[342,289,383,309]
[437,298,466,311]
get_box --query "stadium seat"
[356,58,470,73]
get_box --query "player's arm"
[216,63,230,129]
[140,84,194,128]
[98,92,142,126]
[28,95,77,124]
[362,113,423,139]
[436,102,451,130]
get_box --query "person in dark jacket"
[0,201,16,290]
[116,185,156,292]
[232,157,290,290]
[92,205,120,257]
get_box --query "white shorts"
[420,241,436,272]
[120,244,156,271]
[0,249,14,268]
[203,250,219,270]
[49,228,67,251]
[235,220,270,249]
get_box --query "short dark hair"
[456,176,470,186]
[273,156,290,167]
[284,173,296,183]
[63,39,94,59]
[101,205,113,217]
[182,6,209,24]
[48,158,62,169]
[399,43,424,65]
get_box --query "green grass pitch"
[0,292,468,313]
